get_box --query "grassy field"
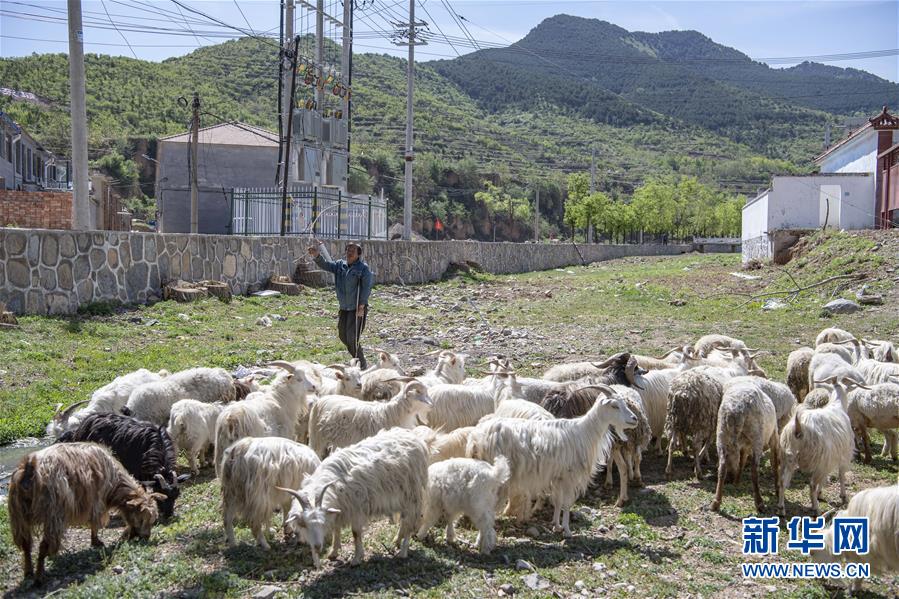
[1,231,898,598]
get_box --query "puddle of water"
[0,437,54,500]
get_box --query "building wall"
[818,130,899,174]
[0,228,695,315]
[157,141,280,235]
[741,192,769,241]
[0,190,72,229]
[765,175,874,230]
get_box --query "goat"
[167,399,224,474]
[8,443,162,584]
[123,367,237,426]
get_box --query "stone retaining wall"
[0,227,693,315]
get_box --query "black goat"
[56,413,188,518]
[540,352,646,418]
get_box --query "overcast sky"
[1,0,897,82]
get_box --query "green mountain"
[0,15,893,237]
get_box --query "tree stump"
[164,281,208,303]
[201,280,232,303]
[268,275,302,296]
[0,302,17,326]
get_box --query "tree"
[475,181,531,235]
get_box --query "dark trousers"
[337,306,368,369]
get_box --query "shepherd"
[307,240,374,369]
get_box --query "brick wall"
[0,190,72,230]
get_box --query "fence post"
[312,186,318,238]
[227,188,233,234]
[243,190,249,235]
[367,195,372,240]
[337,189,343,240]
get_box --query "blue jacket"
[315,254,374,311]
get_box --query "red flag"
[435,217,444,232]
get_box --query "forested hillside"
[0,13,893,239]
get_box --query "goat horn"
[316,481,334,507]
[53,399,89,422]
[267,360,297,373]
[383,376,417,383]
[276,486,310,509]
[576,384,615,396]
[819,507,838,522]
[325,364,347,371]
[590,355,619,369]
[834,339,859,345]
[154,473,171,490]
[654,347,681,360]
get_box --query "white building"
[742,106,899,263]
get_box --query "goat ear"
[176,474,190,484]
[334,371,346,380]
[285,373,295,380]
[326,508,341,514]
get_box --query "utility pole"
[393,2,426,241]
[341,0,352,154]
[587,145,595,244]
[281,36,300,236]
[282,0,294,140]
[67,0,90,230]
[190,92,200,234]
[534,187,539,243]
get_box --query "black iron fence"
[230,185,388,239]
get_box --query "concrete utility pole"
[190,92,200,234]
[341,0,352,153]
[315,0,325,112]
[67,0,90,230]
[587,145,595,244]
[282,0,294,141]
[393,2,427,241]
[534,187,540,243]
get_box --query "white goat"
[694,334,748,358]
[416,456,511,555]
[812,484,899,593]
[220,436,320,549]
[308,379,432,457]
[605,384,652,507]
[214,370,315,475]
[467,384,637,536]
[167,399,224,474]
[414,426,476,464]
[280,427,431,567]
[847,382,899,464]
[815,327,856,347]
[46,368,169,436]
[711,379,781,513]
[665,368,724,481]
[427,379,498,432]
[809,351,864,392]
[123,367,236,426]
[779,376,863,515]
[786,347,814,403]
[419,351,467,387]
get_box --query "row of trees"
[563,173,743,241]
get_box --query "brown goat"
[8,442,163,584]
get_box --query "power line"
[100,0,139,59]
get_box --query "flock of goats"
[7,327,899,590]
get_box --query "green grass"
[1,244,898,597]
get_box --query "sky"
[0,0,897,82]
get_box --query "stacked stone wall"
[0,228,694,315]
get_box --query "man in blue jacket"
[307,240,374,369]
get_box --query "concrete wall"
[0,227,693,315]
[157,142,280,235]
[818,130,899,174]
[742,191,769,241]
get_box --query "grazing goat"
[665,368,723,481]
[220,437,320,549]
[812,484,899,593]
[416,456,511,554]
[414,425,476,463]
[711,380,781,513]
[847,382,899,463]
[8,443,162,584]
[467,384,637,536]
[786,347,814,402]
[308,379,432,457]
[214,370,315,475]
[123,367,237,425]
[694,335,748,358]
[167,399,224,474]
[779,376,863,515]
[46,368,169,437]
[56,412,187,519]
[815,327,855,348]
[419,351,467,387]
[280,427,431,567]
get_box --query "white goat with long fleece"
[731,376,796,431]
[279,427,431,567]
[220,436,320,549]
[308,379,432,457]
[847,382,899,463]
[123,367,236,426]
[486,372,555,421]
[808,351,865,392]
[694,334,748,358]
[711,379,781,513]
[167,399,224,474]
[631,355,699,454]
[214,370,315,475]
[466,384,637,536]
[361,367,405,401]
[815,327,856,348]
[779,376,864,515]
[412,426,476,464]
[812,484,899,593]
[419,351,467,387]
[427,376,501,432]
[46,368,170,437]
[416,456,511,555]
